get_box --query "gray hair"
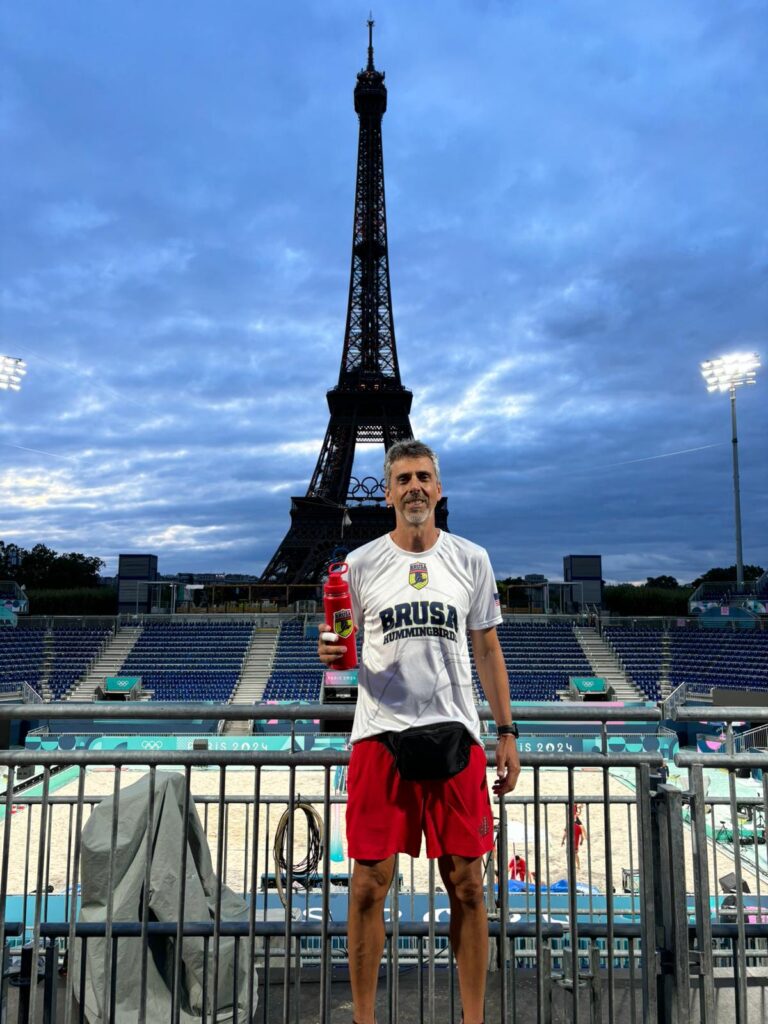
[383,440,441,488]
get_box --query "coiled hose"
[273,800,324,907]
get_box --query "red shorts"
[346,737,494,860]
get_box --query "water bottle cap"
[325,562,349,594]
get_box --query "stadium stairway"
[223,626,280,735]
[572,627,645,702]
[659,632,673,700]
[65,625,143,701]
[38,631,56,701]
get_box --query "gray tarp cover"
[74,771,257,1022]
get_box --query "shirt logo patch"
[479,815,491,837]
[408,562,429,590]
[333,608,354,639]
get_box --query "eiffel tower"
[261,21,448,586]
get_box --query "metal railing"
[733,723,768,754]
[1,702,767,1022]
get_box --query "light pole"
[0,355,26,391]
[700,352,761,592]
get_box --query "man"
[319,440,520,1024]
[561,803,588,871]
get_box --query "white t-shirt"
[345,530,502,744]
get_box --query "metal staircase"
[65,625,143,701]
[572,626,645,701]
[223,626,280,735]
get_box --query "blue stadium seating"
[48,625,112,699]
[472,623,591,702]
[603,627,663,701]
[668,629,768,695]
[120,621,253,701]
[262,621,325,701]
[0,626,45,693]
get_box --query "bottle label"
[333,608,354,639]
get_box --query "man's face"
[385,455,442,527]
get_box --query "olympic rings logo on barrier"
[140,740,164,750]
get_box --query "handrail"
[22,681,43,704]
[732,722,768,753]
[661,681,687,719]
[0,701,664,723]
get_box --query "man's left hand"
[493,736,521,796]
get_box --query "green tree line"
[1,540,104,589]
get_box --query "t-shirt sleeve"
[467,549,503,630]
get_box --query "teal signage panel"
[105,676,141,692]
[571,676,607,693]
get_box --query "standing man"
[562,804,588,871]
[319,440,520,1024]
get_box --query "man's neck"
[389,524,440,553]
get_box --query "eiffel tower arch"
[261,22,448,586]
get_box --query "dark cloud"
[1,1,766,583]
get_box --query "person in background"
[561,803,588,870]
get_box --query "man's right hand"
[317,622,347,666]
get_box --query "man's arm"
[470,626,520,796]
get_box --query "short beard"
[403,505,430,525]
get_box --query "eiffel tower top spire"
[367,15,375,72]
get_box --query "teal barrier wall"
[25,731,676,757]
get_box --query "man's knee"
[440,857,486,909]
[351,859,394,911]
[449,874,485,909]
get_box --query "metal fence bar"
[138,765,156,1024]
[497,793,509,1024]
[688,764,716,1023]
[246,765,261,1023]
[212,765,227,1023]
[0,700,665,723]
[601,764,615,1024]
[566,769,579,1024]
[319,767,331,1024]
[28,766,51,1024]
[63,766,86,1024]
[727,765,749,1022]
[171,765,192,1024]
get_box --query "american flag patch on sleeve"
[493,592,501,607]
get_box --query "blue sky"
[1,0,766,584]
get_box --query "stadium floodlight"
[0,355,27,391]
[700,351,761,592]
[700,352,760,393]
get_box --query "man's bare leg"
[438,854,487,1024]
[348,856,396,1024]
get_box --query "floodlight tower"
[0,355,26,392]
[700,352,761,591]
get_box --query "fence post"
[636,765,660,1023]
[688,765,716,1022]
[653,779,692,1024]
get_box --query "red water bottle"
[323,562,358,670]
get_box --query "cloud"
[0,0,765,584]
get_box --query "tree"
[644,575,679,589]
[689,565,764,588]
[0,540,104,589]
[604,584,693,616]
